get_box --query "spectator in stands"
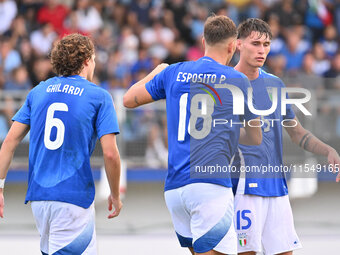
[18,37,32,61]
[186,37,204,61]
[18,38,35,78]
[4,65,32,91]
[18,2,41,34]
[320,24,338,58]
[140,19,175,61]
[37,0,69,36]
[95,26,115,53]
[30,56,54,87]
[145,109,168,168]
[119,26,139,66]
[164,0,192,44]
[321,53,340,131]
[312,42,331,76]
[305,0,333,42]
[30,23,57,56]
[3,15,28,49]
[3,65,32,128]
[281,27,310,72]
[63,11,86,36]
[189,4,208,40]
[163,39,186,65]
[106,50,131,88]
[264,0,302,28]
[266,54,287,78]
[324,51,340,90]
[196,0,224,13]
[131,47,153,80]
[162,7,178,34]
[0,0,17,35]
[0,37,21,74]
[74,0,103,34]
[129,0,153,26]
[285,53,324,96]
[109,3,127,30]
[267,14,285,56]
[227,0,260,25]
[100,75,125,91]
[335,0,340,35]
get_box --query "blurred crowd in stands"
[1,0,340,165]
[2,0,340,90]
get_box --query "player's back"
[146,56,256,191]
[13,75,119,208]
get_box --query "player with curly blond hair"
[0,33,122,254]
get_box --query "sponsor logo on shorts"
[238,233,247,247]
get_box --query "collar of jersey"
[64,75,86,80]
[250,68,264,82]
[200,56,220,64]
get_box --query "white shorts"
[31,201,97,255]
[164,183,237,254]
[234,194,302,254]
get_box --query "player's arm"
[0,121,30,218]
[284,117,340,182]
[239,117,262,145]
[123,63,169,108]
[100,133,123,219]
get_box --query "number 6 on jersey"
[44,103,68,150]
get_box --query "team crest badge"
[238,233,247,247]
[266,87,273,102]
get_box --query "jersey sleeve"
[280,80,296,120]
[145,68,167,100]
[12,91,32,125]
[96,90,120,139]
[240,75,258,121]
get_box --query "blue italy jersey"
[232,69,295,197]
[13,75,119,208]
[146,56,257,191]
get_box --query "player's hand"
[327,149,340,182]
[0,189,4,218]
[107,194,122,219]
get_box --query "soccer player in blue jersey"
[124,15,262,255]
[233,18,340,255]
[0,34,122,254]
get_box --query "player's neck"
[204,52,230,66]
[204,38,235,66]
[235,62,259,81]
[78,70,88,81]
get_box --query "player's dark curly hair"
[50,33,94,76]
[237,18,272,40]
[204,15,237,46]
